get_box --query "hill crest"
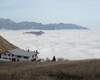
[0,35,17,53]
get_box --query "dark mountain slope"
[0,18,88,30]
[0,35,18,53]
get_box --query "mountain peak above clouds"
[0,18,88,30]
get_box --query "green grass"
[0,59,100,80]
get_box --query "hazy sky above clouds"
[0,0,100,29]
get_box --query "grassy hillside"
[0,59,100,80]
[0,36,17,53]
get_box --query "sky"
[0,0,100,29]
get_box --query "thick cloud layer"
[0,30,100,60]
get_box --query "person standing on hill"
[52,56,56,61]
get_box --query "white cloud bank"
[0,29,100,60]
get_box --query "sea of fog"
[0,29,100,60]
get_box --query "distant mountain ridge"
[0,18,88,30]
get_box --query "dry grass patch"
[0,59,100,80]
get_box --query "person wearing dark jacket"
[52,56,56,61]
